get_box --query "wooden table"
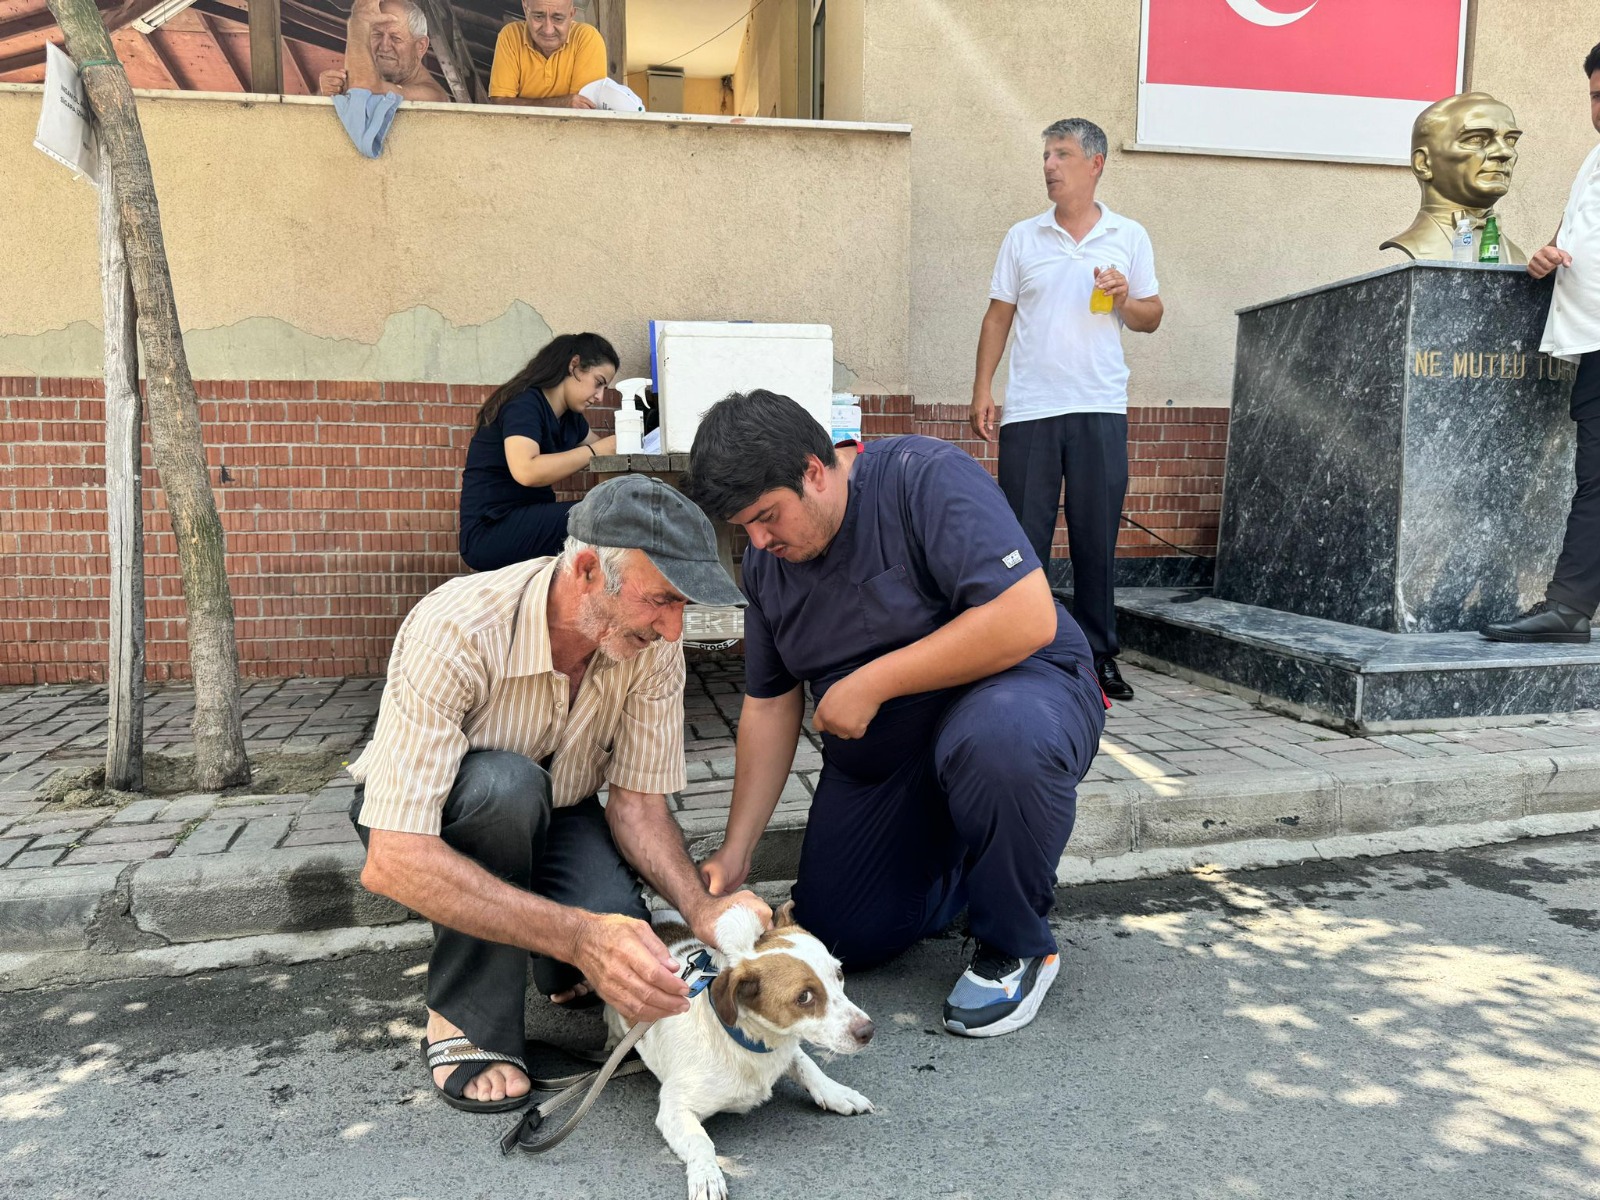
[588,453,744,643]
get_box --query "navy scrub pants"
[460,500,577,573]
[350,750,647,1060]
[791,646,1105,969]
[998,413,1129,660]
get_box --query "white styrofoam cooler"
[654,322,833,454]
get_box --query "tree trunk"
[100,167,145,793]
[49,0,250,789]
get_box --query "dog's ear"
[775,900,798,928]
[711,965,760,1027]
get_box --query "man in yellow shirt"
[490,0,607,109]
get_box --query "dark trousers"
[459,501,576,572]
[791,647,1105,969]
[998,413,1129,659]
[1546,352,1600,617]
[350,750,647,1059]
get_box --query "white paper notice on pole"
[1137,0,1469,165]
[34,42,101,184]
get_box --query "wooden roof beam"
[249,0,282,92]
[196,8,247,89]
[144,27,188,88]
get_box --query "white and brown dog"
[605,901,876,1200]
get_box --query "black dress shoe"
[1481,600,1592,644]
[1096,656,1135,701]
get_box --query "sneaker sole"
[1481,630,1591,644]
[943,954,1060,1038]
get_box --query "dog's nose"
[851,1018,875,1046]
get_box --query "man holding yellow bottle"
[971,117,1164,701]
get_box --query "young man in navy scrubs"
[688,391,1106,1037]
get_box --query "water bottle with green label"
[1478,213,1502,264]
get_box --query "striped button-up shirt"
[349,556,686,835]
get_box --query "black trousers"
[350,750,647,1060]
[999,412,1129,659]
[1546,352,1600,617]
[459,500,576,572]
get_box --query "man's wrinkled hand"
[812,670,882,740]
[350,0,384,25]
[571,94,597,109]
[318,69,347,97]
[569,913,689,1023]
[689,889,772,950]
[1528,244,1573,280]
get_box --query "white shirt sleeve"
[1127,225,1160,300]
[989,229,1021,304]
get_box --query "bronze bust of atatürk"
[1382,92,1526,264]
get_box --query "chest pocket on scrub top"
[856,564,934,646]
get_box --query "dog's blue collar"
[680,948,773,1054]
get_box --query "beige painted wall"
[734,0,802,119]
[852,0,1600,409]
[624,73,730,115]
[0,89,910,390]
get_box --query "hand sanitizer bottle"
[612,377,649,455]
[1452,216,1476,264]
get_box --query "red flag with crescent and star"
[1138,0,1469,162]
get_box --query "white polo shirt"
[1543,141,1600,363]
[989,202,1159,424]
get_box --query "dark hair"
[685,390,837,519]
[1586,42,1600,78]
[475,332,619,431]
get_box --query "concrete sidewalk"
[3,656,1600,988]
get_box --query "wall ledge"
[0,82,911,137]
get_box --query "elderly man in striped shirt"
[348,476,769,1115]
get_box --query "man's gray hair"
[390,0,428,39]
[560,536,630,595]
[1042,117,1108,161]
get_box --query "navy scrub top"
[741,435,1094,709]
[460,388,590,529]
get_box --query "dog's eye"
[796,989,814,1006]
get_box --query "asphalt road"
[3,834,1598,1200]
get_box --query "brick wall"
[915,402,1227,559]
[0,380,1223,685]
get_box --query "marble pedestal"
[1119,263,1589,730]
[1216,262,1575,632]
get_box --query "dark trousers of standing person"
[349,750,647,1061]
[998,413,1129,660]
[1546,352,1600,616]
[791,613,1105,969]
[459,501,577,573]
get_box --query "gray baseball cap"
[567,475,746,608]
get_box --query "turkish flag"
[1145,0,1463,101]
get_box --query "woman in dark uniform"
[459,332,619,571]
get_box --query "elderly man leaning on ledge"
[347,476,769,1114]
[490,0,607,109]
[317,0,450,103]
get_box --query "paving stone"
[303,789,359,815]
[282,826,360,847]
[60,839,175,865]
[6,812,111,836]
[83,820,188,845]
[778,777,810,802]
[26,828,90,850]
[680,778,736,797]
[210,800,308,820]
[157,796,219,822]
[5,848,67,870]
[172,817,243,857]
[678,790,733,810]
[230,815,293,852]
[108,799,169,824]
[684,761,715,784]
[0,837,31,866]
[293,811,355,830]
